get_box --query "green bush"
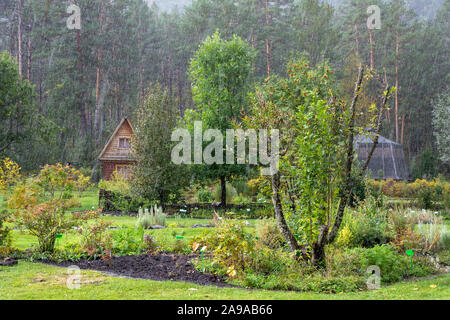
[112,226,144,255]
[340,207,390,249]
[358,244,407,283]
[0,210,11,249]
[191,219,255,278]
[196,188,213,203]
[247,246,293,276]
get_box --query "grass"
[0,261,448,300]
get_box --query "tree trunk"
[94,0,105,145]
[17,0,23,76]
[354,24,359,57]
[369,29,374,70]
[395,30,399,143]
[74,0,88,137]
[271,172,303,253]
[220,176,227,207]
[265,0,271,77]
[327,65,364,246]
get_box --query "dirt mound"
[44,254,233,287]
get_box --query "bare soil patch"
[42,254,233,287]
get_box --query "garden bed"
[42,253,234,288]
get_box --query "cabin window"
[115,165,130,178]
[118,137,130,149]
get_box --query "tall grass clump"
[136,205,166,229]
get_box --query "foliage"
[143,234,158,254]
[0,52,39,158]
[256,219,285,250]
[196,188,213,203]
[412,148,439,180]
[191,219,255,278]
[98,171,131,196]
[131,84,188,204]
[213,183,236,204]
[187,31,256,205]
[8,164,99,253]
[112,226,144,256]
[366,179,450,209]
[0,158,21,192]
[0,210,11,249]
[79,219,113,260]
[358,244,408,283]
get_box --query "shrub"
[172,238,189,254]
[112,225,144,255]
[246,246,294,276]
[345,202,390,248]
[358,244,407,283]
[98,171,131,195]
[335,224,354,248]
[256,219,285,249]
[143,234,158,254]
[0,210,12,249]
[196,188,213,203]
[9,164,100,253]
[191,219,255,278]
[79,219,113,260]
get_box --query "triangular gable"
[98,118,134,160]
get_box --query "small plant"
[80,219,113,260]
[143,234,158,254]
[417,217,445,252]
[136,205,166,229]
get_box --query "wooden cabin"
[98,118,135,180]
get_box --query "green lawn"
[0,261,448,300]
[9,216,219,250]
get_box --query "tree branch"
[326,64,364,244]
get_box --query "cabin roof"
[98,118,135,161]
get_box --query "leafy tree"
[245,58,391,266]
[188,32,256,205]
[131,85,188,204]
[0,51,36,155]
